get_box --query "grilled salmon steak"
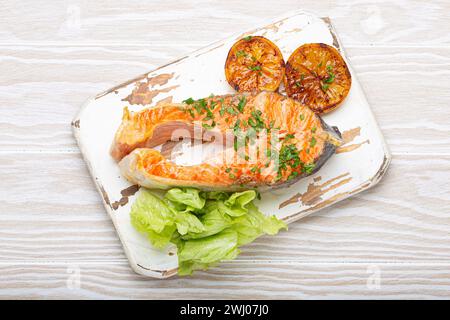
[111,91,343,190]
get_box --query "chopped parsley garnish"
[237,96,247,112]
[302,163,315,174]
[225,168,231,173]
[324,72,335,84]
[236,50,247,58]
[193,103,201,114]
[296,74,306,87]
[198,98,207,107]
[269,120,275,129]
[279,144,301,169]
[277,143,302,181]
[300,114,305,121]
[189,98,207,114]
[220,104,226,116]
[248,65,262,71]
[288,171,299,180]
[202,122,215,129]
[247,109,265,132]
[285,133,295,140]
[250,166,259,173]
[277,144,303,180]
[182,97,195,104]
[226,107,237,115]
[248,118,256,127]
[184,97,216,120]
[243,35,253,41]
[322,83,330,91]
[324,65,335,84]
[229,173,236,179]
[311,126,317,133]
[233,119,241,131]
[310,137,317,147]
[205,107,214,118]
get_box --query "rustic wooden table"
[1,0,449,299]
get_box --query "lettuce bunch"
[130,188,287,275]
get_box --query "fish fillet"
[112,91,343,190]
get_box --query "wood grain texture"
[1,153,449,262]
[1,262,450,299]
[1,0,449,299]
[0,46,449,153]
[1,0,450,46]
[0,45,191,151]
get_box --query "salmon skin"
[112,91,343,191]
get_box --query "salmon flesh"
[111,91,343,191]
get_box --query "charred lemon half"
[225,36,285,92]
[284,43,352,114]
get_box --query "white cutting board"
[72,10,390,278]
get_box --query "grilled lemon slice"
[284,43,351,114]
[225,36,285,93]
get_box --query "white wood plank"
[1,0,449,298]
[1,153,449,262]
[0,46,449,153]
[0,262,449,299]
[1,0,450,46]
[0,45,192,151]
[349,47,450,154]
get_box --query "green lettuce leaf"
[177,229,240,275]
[204,191,229,201]
[165,188,205,210]
[164,199,195,213]
[182,206,233,240]
[141,225,177,249]
[130,189,176,248]
[129,187,287,275]
[218,190,256,217]
[175,211,205,236]
[232,203,287,246]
